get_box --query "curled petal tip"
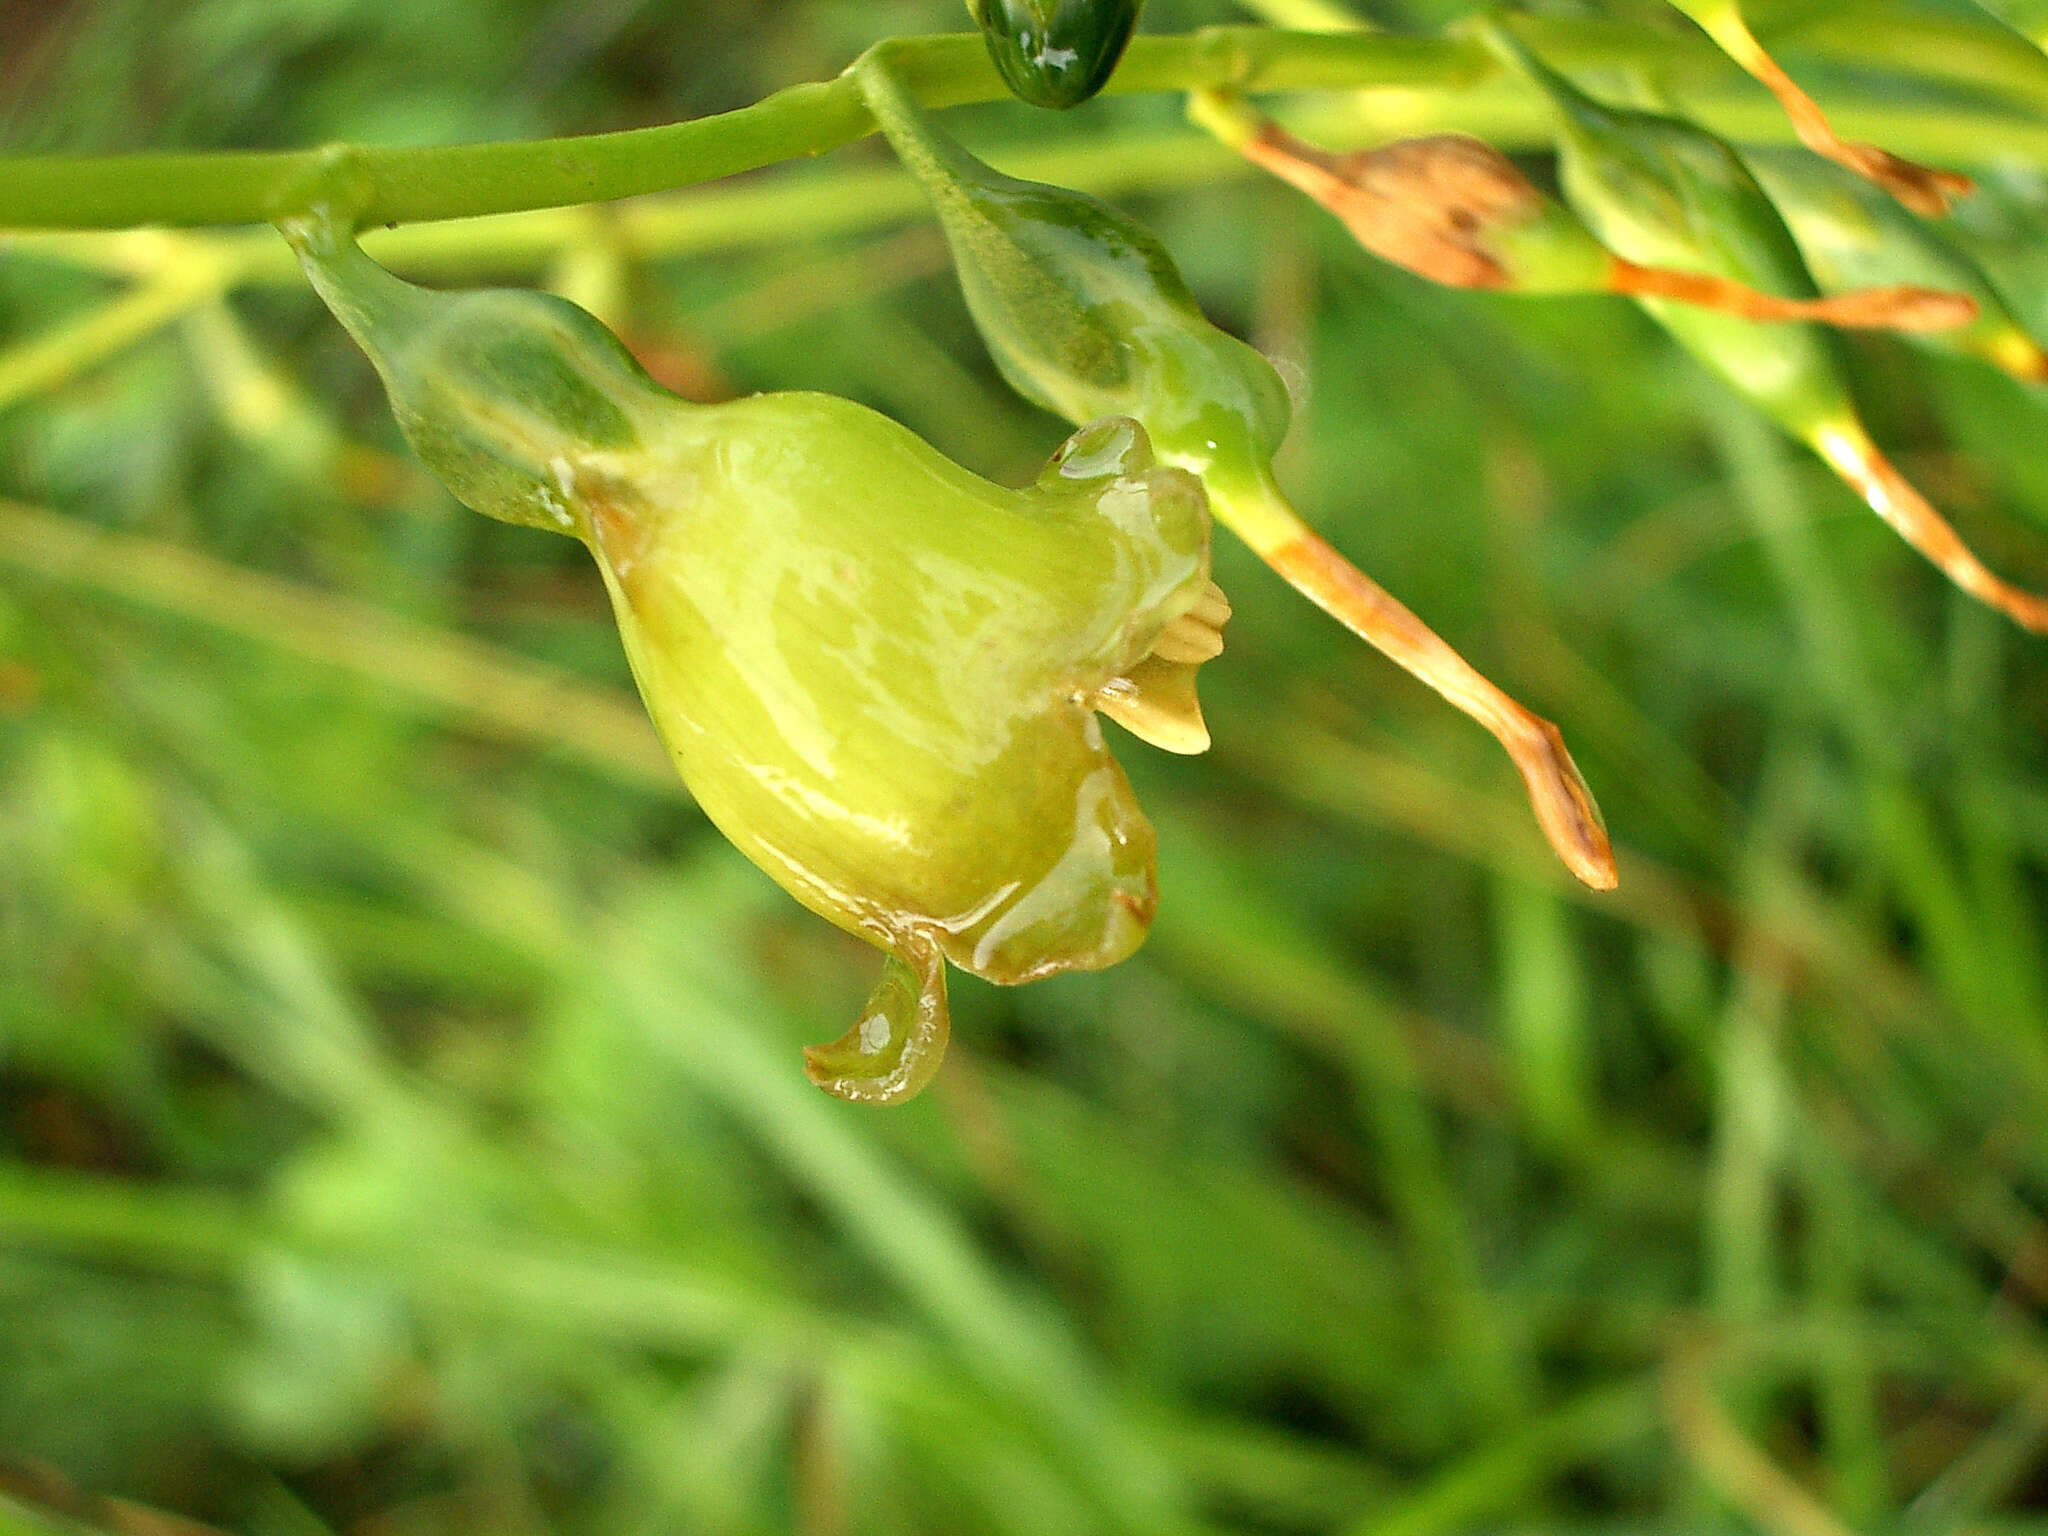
[1095,577,1228,756]
[804,947,951,1106]
[1096,656,1213,755]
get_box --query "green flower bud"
[1744,144,2048,383]
[856,57,1620,892]
[1483,20,1895,436]
[965,0,1143,110]
[283,214,1220,1105]
[284,216,643,537]
[856,51,1287,506]
[1486,22,2048,634]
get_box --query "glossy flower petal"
[284,216,1218,1104]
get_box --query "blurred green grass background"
[8,1,2048,1532]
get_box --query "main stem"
[0,29,1480,231]
[2,14,2043,232]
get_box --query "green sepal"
[966,0,1143,109]
[1487,196,1618,295]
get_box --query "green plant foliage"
[7,2,2048,1535]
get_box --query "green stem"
[3,15,2041,233]
[0,29,1481,231]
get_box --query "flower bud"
[1487,21,2048,634]
[1185,91,1974,334]
[965,0,1143,109]
[1744,144,2048,383]
[856,52,1288,500]
[283,213,646,538]
[1481,21,1854,421]
[856,57,1618,892]
[284,217,1222,1104]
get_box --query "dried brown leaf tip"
[1604,261,1978,333]
[1814,422,2048,635]
[1671,0,1973,216]
[1819,142,1975,222]
[1760,74,1973,219]
[1261,529,1617,892]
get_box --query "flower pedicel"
[283,209,1221,1106]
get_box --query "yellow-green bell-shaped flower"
[282,214,1220,1105]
